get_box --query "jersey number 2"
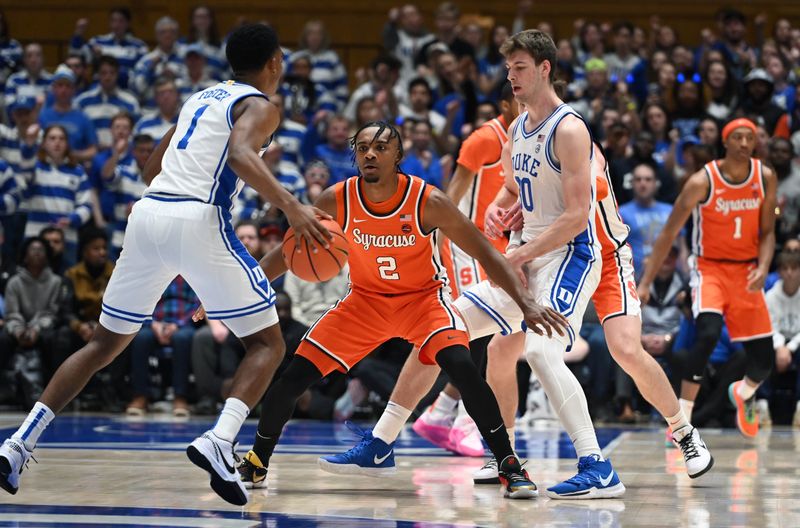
[177,105,210,149]
[733,216,742,239]
[377,256,399,280]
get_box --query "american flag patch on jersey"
[399,214,412,221]
[537,134,545,142]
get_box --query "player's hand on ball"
[286,203,333,252]
[523,303,569,338]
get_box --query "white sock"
[373,401,411,444]
[679,398,695,423]
[12,402,55,451]
[428,391,458,423]
[666,409,692,441]
[524,334,602,461]
[507,428,515,451]
[455,399,468,418]
[737,380,757,401]
[212,398,249,443]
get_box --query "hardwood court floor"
[1,415,799,527]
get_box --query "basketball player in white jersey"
[0,25,330,506]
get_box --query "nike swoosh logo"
[353,218,367,223]
[374,451,392,464]
[599,470,615,487]
[692,375,703,381]
[447,335,457,340]
[214,442,236,474]
[490,425,503,433]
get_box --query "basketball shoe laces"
[7,441,36,473]
[499,466,532,488]
[339,421,373,460]
[676,431,700,461]
[561,455,603,487]
[480,458,498,472]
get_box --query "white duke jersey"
[511,103,599,258]
[145,81,267,212]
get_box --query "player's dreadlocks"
[349,120,405,173]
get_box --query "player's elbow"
[227,146,253,171]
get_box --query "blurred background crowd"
[1,2,799,430]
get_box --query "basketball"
[282,218,348,282]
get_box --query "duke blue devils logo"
[557,288,574,305]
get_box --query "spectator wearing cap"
[570,58,617,124]
[344,54,404,124]
[178,44,216,102]
[38,65,97,163]
[69,7,147,90]
[75,56,140,151]
[4,43,52,110]
[289,20,348,113]
[182,5,228,82]
[0,95,40,175]
[132,16,186,113]
[710,9,756,80]
[740,68,790,138]
[133,77,180,143]
[382,4,435,85]
[0,10,23,88]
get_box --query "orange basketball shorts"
[296,286,469,376]
[592,243,641,323]
[689,256,773,341]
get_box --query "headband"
[721,118,757,142]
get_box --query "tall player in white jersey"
[454,30,624,499]
[0,25,330,506]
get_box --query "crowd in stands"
[1,3,800,428]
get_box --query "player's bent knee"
[524,332,568,369]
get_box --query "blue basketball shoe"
[546,455,626,499]
[318,422,396,477]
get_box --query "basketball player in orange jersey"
[411,81,521,457]
[234,121,568,501]
[638,117,778,439]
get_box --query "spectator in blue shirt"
[39,65,97,163]
[133,77,180,143]
[400,119,443,188]
[619,163,684,280]
[313,115,354,184]
[75,56,140,150]
[69,7,147,89]
[91,112,134,227]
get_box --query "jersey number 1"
[177,105,210,150]
[733,216,742,239]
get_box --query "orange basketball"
[282,218,348,282]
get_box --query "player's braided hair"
[349,120,405,173]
